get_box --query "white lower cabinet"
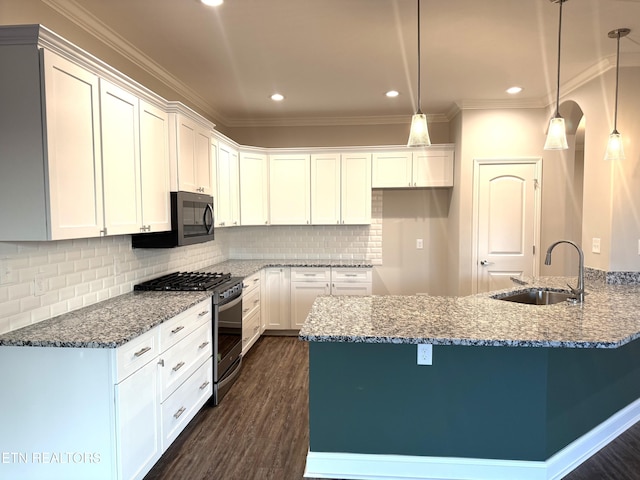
[115,357,161,480]
[242,272,262,354]
[261,267,291,330]
[289,267,372,330]
[0,299,212,480]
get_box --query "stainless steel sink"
[493,288,576,305]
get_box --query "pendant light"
[407,0,431,147]
[544,0,569,150]
[604,28,630,161]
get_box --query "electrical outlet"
[417,344,433,365]
[416,239,424,249]
[34,274,46,297]
[592,237,601,254]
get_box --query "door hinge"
[534,179,540,189]
[533,245,536,255]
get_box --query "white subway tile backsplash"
[0,192,383,335]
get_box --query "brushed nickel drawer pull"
[243,308,249,314]
[198,310,209,317]
[134,346,151,357]
[199,381,210,390]
[345,274,358,277]
[172,361,185,372]
[254,325,259,333]
[198,341,210,349]
[173,407,186,419]
[171,325,185,334]
[253,299,259,305]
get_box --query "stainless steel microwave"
[132,191,214,248]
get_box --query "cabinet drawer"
[161,359,212,451]
[160,321,212,401]
[290,268,331,282]
[116,327,160,383]
[331,268,372,283]
[242,285,260,319]
[160,299,211,352]
[242,308,261,354]
[242,272,260,295]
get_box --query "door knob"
[480,260,493,266]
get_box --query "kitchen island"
[299,277,640,480]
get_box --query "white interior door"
[474,161,541,293]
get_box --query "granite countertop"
[299,277,640,349]
[210,259,373,278]
[0,258,371,349]
[0,291,212,348]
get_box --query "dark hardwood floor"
[145,336,640,480]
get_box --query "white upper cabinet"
[311,154,341,225]
[139,101,171,232]
[217,142,240,227]
[0,46,104,241]
[372,147,454,188]
[100,81,171,236]
[413,149,454,187]
[371,152,413,188]
[100,79,142,236]
[340,153,372,224]
[269,154,311,225]
[171,113,213,195]
[311,153,371,225]
[239,152,269,226]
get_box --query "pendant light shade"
[604,28,630,161]
[407,0,431,147]
[544,0,569,151]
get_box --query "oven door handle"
[218,294,242,312]
[203,203,214,234]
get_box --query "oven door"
[216,293,243,380]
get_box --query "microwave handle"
[204,203,214,234]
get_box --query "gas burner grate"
[134,271,232,291]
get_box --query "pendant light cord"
[554,0,563,118]
[416,0,422,114]
[613,32,621,132]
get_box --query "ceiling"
[43,0,640,128]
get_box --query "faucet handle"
[567,283,583,295]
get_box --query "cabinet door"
[413,150,454,187]
[239,152,269,225]
[115,358,161,480]
[42,49,104,239]
[311,153,341,225]
[371,152,412,188]
[176,116,212,194]
[217,142,240,227]
[195,127,213,194]
[100,79,142,236]
[176,116,198,193]
[269,154,310,224]
[341,153,372,224]
[291,281,331,329]
[261,268,291,329]
[140,101,171,232]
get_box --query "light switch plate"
[416,239,424,249]
[592,237,601,254]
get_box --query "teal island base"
[305,340,640,480]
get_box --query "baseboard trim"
[304,397,640,480]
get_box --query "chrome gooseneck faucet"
[544,240,585,303]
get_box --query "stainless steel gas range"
[134,271,244,405]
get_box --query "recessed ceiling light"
[270,93,284,101]
[201,0,223,6]
[386,90,400,98]
[506,86,523,95]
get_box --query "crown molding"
[41,0,224,123]
[221,113,450,129]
